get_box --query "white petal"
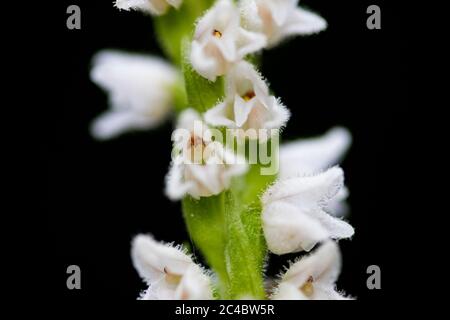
[115,0,167,15]
[174,265,213,300]
[166,109,248,200]
[240,0,326,47]
[90,50,179,139]
[131,234,193,284]
[237,28,267,58]
[191,0,264,80]
[208,61,288,133]
[176,108,202,131]
[90,111,157,140]
[313,283,351,300]
[262,167,354,251]
[240,0,262,31]
[263,166,344,206]
[281,7,327,36]
[115,0,175,15]
[167,0,182,9]
[204,101,237,128]
[282,241,341,292]
[165,159,194,200]
[229,61,269,99]
[313,206,354,239]
[215,35,238,62]
[272,282,308,300]
[279,127,352,179]
[190,0,237,80]
[186,164,225,198]
[221,151,248,179]
[190,41,221,82]
[272,242,345,300]
[234,95,256,127]
[263,202,329,254]
[327,187,349,217]
[133,235,213,300]
[193,0,225,39]
[184,154,248,199]
[264,97,290,129]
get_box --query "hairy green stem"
[154,0,278,299]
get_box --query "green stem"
[182,188,267,299]
[153,0,279,300]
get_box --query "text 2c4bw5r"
[219,304,275,315]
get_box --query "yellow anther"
[300,276,314,297]
[242,91,255,102]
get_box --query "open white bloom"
[272,241,350,300]
[132,234,213,300]
[280,127,352,216]
[279,127,352,179]
[115,0,182,16]
[90,50,180,140]
[190,0,267,81]
[165,109,248,200]
[261,167,354,254]
[204,61,289,139]
[240,0,327,48]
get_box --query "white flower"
[272,241,351,300]
[261,167,354,255]
[90,50,180,140]
[165,109,248,200]
[204,61,289,139]
[132,234,213,300]
[280,127,352,216]
[190,0,267,81]
[279,127,352,179]
[241,0,327,48]
[115,0,182,16]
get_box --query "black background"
[42,0,408,301]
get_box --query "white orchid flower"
[90,50,180,140]
[190,0,267,81]
[279,127,352,179]
[204,61,290,140]
[240,0,327,48]
[261,167,354,255]
[272,241,351,300]
[165,109,248,200]
[280,127,352,216]
[115,0,182,16]
[132,234,213,300]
